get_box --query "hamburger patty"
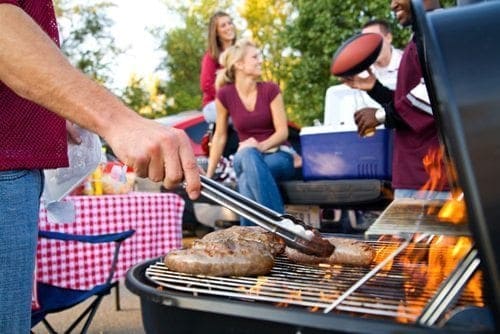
[285,237,375,267]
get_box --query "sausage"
[165,239,274,276]
[285,237,375,267]
[164,228,279,277]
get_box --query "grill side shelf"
[365,199,471,237]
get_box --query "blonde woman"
[206,39,295,226]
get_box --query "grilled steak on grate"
[285,237,375,267]
[199,226,285,256]
[165,226,285,276]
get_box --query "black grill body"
[412,0,500,318]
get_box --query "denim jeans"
[233,147,294,226]
[0,169,43,333]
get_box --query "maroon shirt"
[0,0,68,170]
[217,82,281,142]
[392,39,448,190]
[200,51,220,107]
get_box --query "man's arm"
[0,4,200,198]
[367,80,393,105]
[343,72,402,130]
[342,69,402,129]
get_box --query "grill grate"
[146,238,484,324]
[365,199,471,237]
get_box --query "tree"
[281,0,456,126]
[159,17,205,113]
[281,0,404,126]
[239,0,294,85]
[54,0,122,86]
[120,74,167,118]
[157,0,234,114]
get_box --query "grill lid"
[411,0,500,318]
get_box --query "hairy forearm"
[0,4,137,141]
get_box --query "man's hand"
[341,68,377,92]
[104,118,201,200]
[354,108,379,136]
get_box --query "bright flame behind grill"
[419,147,468,224]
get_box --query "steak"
[165,226,284,277]
[285,237,375,267]
[199,226,285,256]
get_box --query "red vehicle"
[155,110,210,157]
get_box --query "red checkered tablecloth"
[36,192,184,290]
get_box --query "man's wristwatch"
[375,108,386,124]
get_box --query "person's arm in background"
[206,99,229,178]
[0,4,200,198]
[200,52,218,105]
[342,69,403,132]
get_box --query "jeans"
[233,147,294,226]
[0,169,43,333]
[394,188,451,200]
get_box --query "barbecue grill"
[126,1,499,333]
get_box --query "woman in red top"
[206,39,295,226]
[200,11,236,122]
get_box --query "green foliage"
[120,75,169,118]
[280,0,456,126]
[240,0,295,85]
[156,0,233,114]
[282,0,410,125]
[160,18,205,113]
[120,75,151,115]
[55,1,122,86]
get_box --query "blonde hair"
[215,39,256,89]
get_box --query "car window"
[185,121,209,143]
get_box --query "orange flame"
[420,147,445,193]
[438,192,467,224]
[373,235,406,271]
[276,290,302,308]
[395,236,484,322]
[420,147,468,223]
[238,277,268,295]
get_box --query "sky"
[106,0,180,89]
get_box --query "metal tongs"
[198,175,334,257]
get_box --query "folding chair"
[31,229,135,334]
